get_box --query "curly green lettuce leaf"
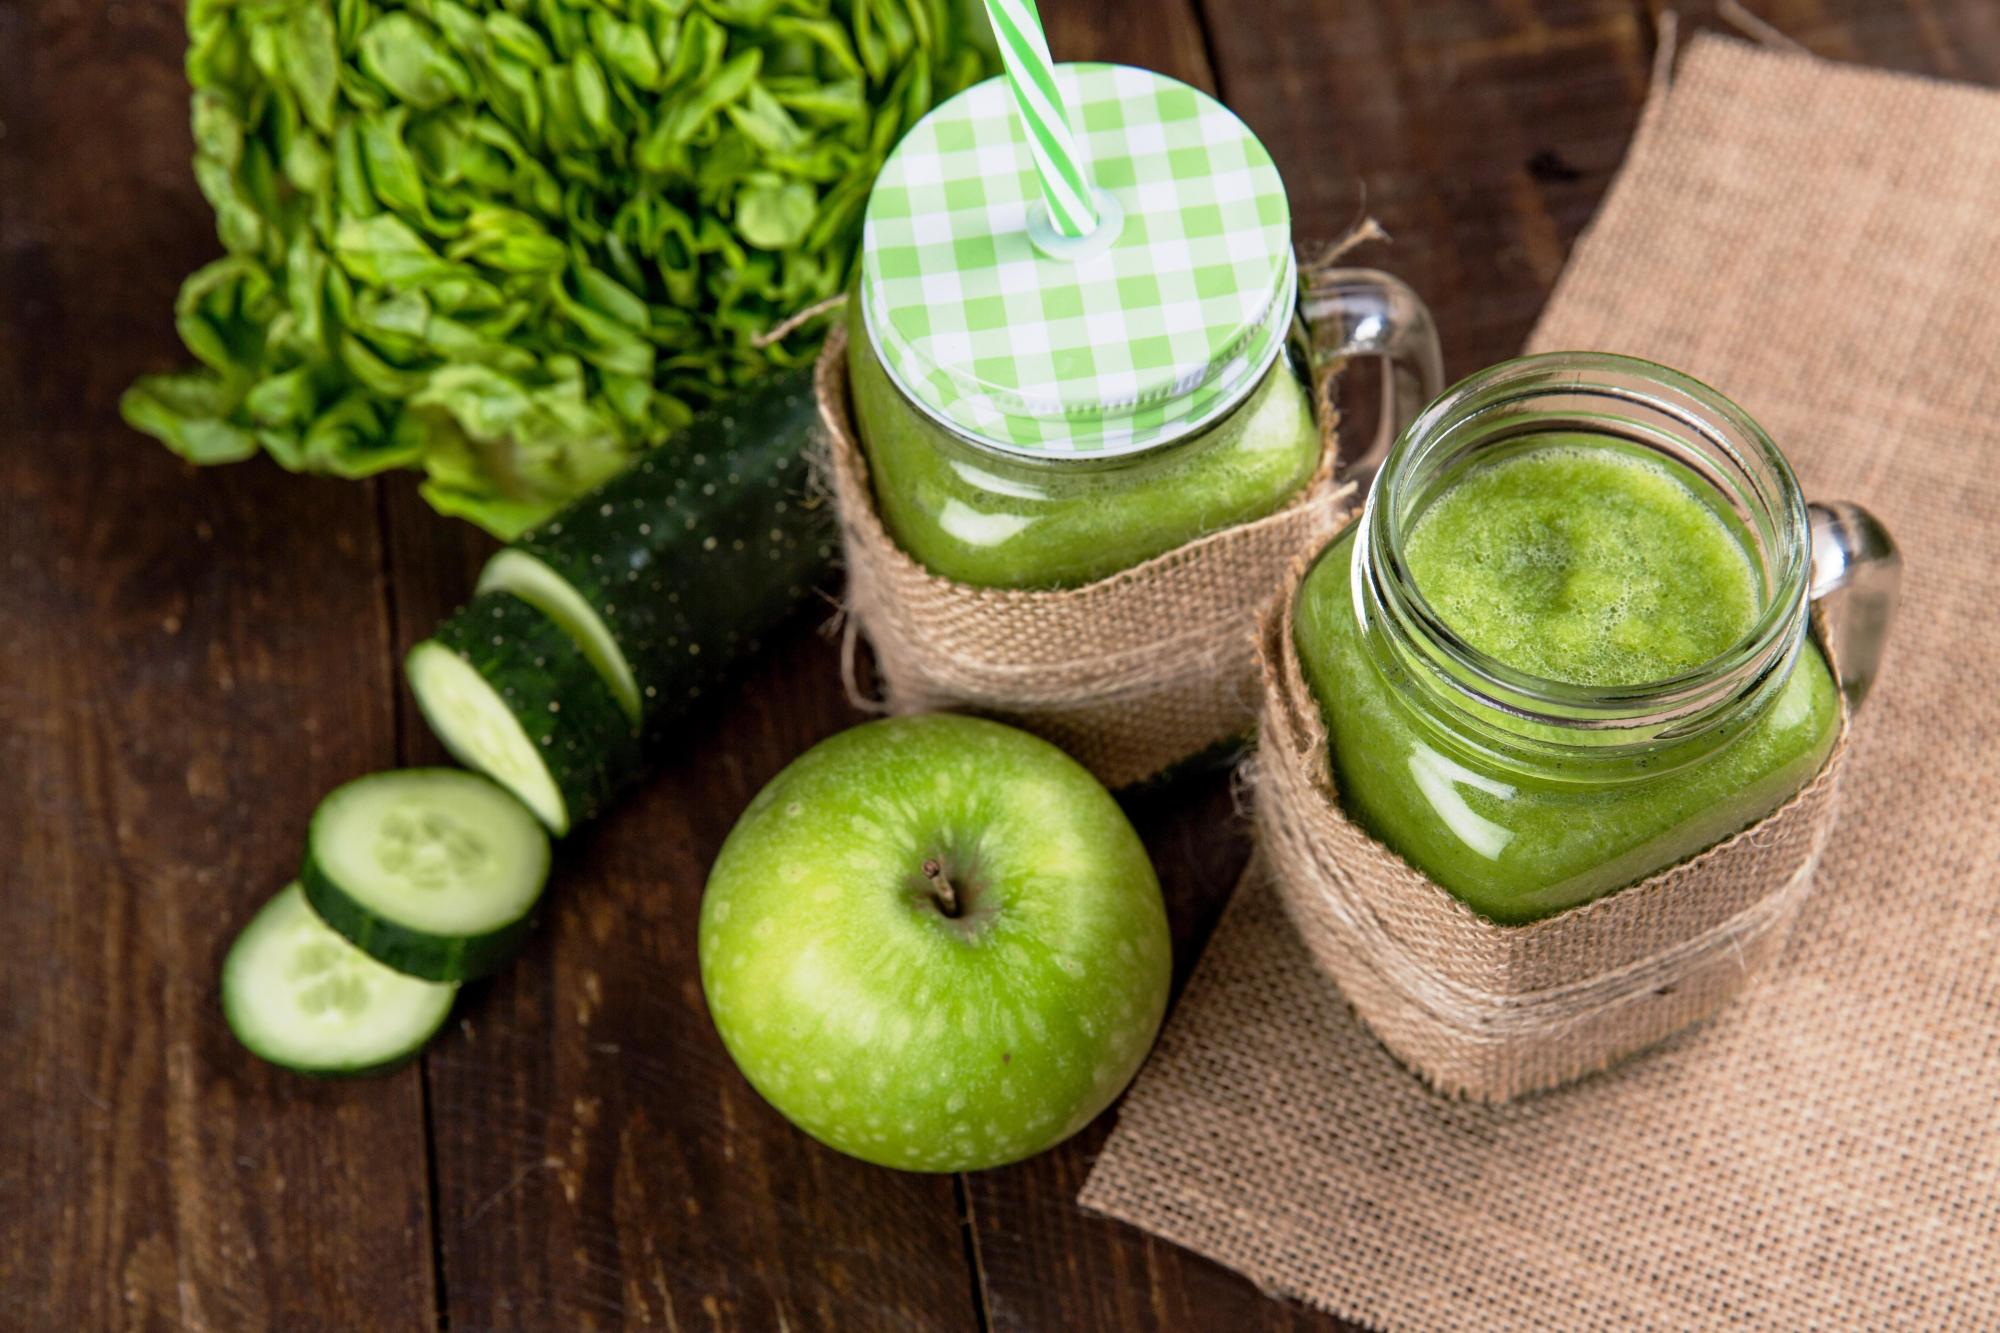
[132,0,994,537]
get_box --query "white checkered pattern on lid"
[859,63,1295,459]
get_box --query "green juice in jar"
[847,304,1321,588]
[1296,435,1842,924]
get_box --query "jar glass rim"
[1359,351,1813,735]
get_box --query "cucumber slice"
[479,546,641,723]
[407,592,640,836]
[301,769,551,981]
[476,363,833,741]
[222,883,457,1076]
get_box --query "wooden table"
[5,2,1993,1328]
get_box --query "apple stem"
[922,857,961,918]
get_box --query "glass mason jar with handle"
[845,63,1443,589]
[1294,353,1900,924]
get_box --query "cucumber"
[222,882,457,1076]
[408,592,641,836]
[476,364,834,736]
[300,769,551,981]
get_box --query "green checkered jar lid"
[859,63,1295,459]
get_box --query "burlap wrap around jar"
[816,323,1355,789]
[1254,551,1852,1103]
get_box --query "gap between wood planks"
[954,1172,994,1333]
[374,475,453,1333]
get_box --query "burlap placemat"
[817,322,1354,790]
[1081,33,2000,1330]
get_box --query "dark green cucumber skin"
[417,591,641,834]
[298,850,535,983]
[501,364,835,747]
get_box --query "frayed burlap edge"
[816,322,1355,790]
[1253,552,1852,1102]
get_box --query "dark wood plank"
[1649,0,2000,82]
[14,1,1988,1330]
[0,3,436,1328]
[383,498,979,1326]
[1043,0,1219,93]
[1207,0,1655,381]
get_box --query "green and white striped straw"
[980,0,1099,237]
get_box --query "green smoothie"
[848,308,1321,589]
[1296,439,1841,923]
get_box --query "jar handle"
[1807,500,1901,710]
[1298,267,1445,491]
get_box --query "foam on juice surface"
[1403,440,1761,688]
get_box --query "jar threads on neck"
[1348,352,1815,779]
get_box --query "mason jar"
[1294,353,1900,923]
[846,63,1442,590]
[848,274,1441,588]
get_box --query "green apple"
[698,713,1171,1172]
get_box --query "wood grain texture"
[7,0,1991,1329]
[1654,0,2000,81]
[0,4,435,1329]
[1205,0,1653,379]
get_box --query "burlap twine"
[1254,554,1848,1104]
[1081,31,2000,1331]
[815,322,1354,790]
